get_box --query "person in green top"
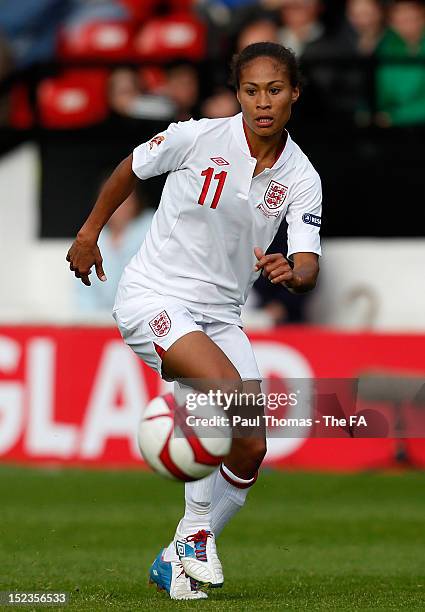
[376,0,425,126]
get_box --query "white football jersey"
[114,113,322,325]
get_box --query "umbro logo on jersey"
[210,157,229,166]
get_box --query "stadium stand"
[38,69,109,128]
[0,0,424,327]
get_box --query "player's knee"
[232,437,267,472]
[248,438,267,467]
[217,372,243,398]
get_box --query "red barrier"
[0,326,424,470]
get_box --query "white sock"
[163,541,179,562]
[210,464,257,537]
[165,383,219,562]
[163,470,218,562]
[179,471,218,534]
[163,465,257,561]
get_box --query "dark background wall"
[37,118,425,239]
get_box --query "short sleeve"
[286,169,322,259]
[132,119,199,180]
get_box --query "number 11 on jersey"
[198,168,228,209]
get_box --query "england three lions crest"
[264,180,288,210]
[149,134,165,150]
[149,311,171,337]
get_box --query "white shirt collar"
[230,112,294,170]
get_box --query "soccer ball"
[138,393,231,481]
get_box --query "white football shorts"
[112,289,261,381]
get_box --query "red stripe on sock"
[220,464,258,489]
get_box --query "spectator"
[75,185,154,314]
[376,0,425,126]
[0,34,13,79]
[164,62,200,120]
[65,0,128,28]
[196,0,260,26]
[205,0,258,6]
[277,0,326,58]
[108,68,175,120]
[274,0,332,121]
[345,0,385,55]
[305,0,385,121]
[249,223,311,325]
[236,17,279,51]
[201,87,240,117]
[250,274,310,324]
[0,0,128,69]
[0,0,69,68]
[0,35,14,125]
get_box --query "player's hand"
[66,237,106,287]
[254,247,298,288]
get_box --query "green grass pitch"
[0,466,424,611]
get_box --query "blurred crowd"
[0,0,424,128]
[1,0,424,325]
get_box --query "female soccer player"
[67,43,322,600]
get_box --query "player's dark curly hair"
[230,42,302,90]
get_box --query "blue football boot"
[149,548,208,600]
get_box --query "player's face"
[237,57,299,137]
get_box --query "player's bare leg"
[210,380,266,538]
[161,334,266,589]
[161,330,243,396]
[225,380,266,477]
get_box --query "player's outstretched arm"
[66,154,136,286]
[254,248,319,294]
